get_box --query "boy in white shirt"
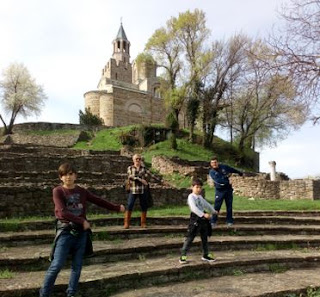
[179,178,217,264]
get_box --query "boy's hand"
[203,213,211,220]
[119,204,125,212]
[83,220,91,230]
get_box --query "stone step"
[1,249,320,297]
[0,155,132,172]
[1,231,320,269]
[0,144,121,156]
[1,214,320,233]
[111,266,320,297]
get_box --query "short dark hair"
[192,178,203,187]
[58,163,77,177]
[211,156,218,161]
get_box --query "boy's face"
[192,184,202,195]
[60,171,77,188]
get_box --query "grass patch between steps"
[0,268,15,279]
[255,243,300,251]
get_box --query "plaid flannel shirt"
[127,165,150,194]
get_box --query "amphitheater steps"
[1,212,320,296]
[111,266,320,297]
[1,249,320,297]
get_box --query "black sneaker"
[201,253,216,263]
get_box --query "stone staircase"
[1,144,320,296]
[0,144,188,218]
[1,212,320,297]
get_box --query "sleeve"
[53,187,85,225]
[187,194,204,218]
[86,189,121,212]
[201,197,216,214]
[226,165,243,176]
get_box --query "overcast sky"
[1,0,319,179]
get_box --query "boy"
[179,178,217,264]
[39,162,125,297]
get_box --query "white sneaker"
[211,223,217,228]
[227,223,233,227]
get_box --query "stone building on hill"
[84,23,166,127]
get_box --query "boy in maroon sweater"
[39,163,125,297]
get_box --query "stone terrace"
[1,212,320,296]
[0,144,189,217]
[1,143,320,296]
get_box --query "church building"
[84,23,165,126]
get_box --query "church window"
[117,41,121,51]
[115,73,118,80]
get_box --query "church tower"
[112,22,130,64]
[84,22,166,127]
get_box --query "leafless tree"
[270,0,320,122]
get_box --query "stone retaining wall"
[152,155,320,200]
[229,176,320,200]
[1,132,82,147]
[0,185,189,218]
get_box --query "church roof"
[116,23,128,41]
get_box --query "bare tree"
[0,63,47,135]
[270,0,320,122]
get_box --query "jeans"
[127,192,148,211]
[211,188,234,224]
[39,230,87,297]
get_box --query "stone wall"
[152,155,320,200]
[224,176,320,200]
[1,132,82,147]
[0,185,189,218]
[152,155,209,181]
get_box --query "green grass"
[0,269,15,279]
[73,126,136,151]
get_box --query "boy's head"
[58,163,77,177]
[191,178,203,195]
[58,163,77,188]
[210,156,219,169]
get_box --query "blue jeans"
[127,192,147,211]
[211,188,234,224]
[39,230,87,297]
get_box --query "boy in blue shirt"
[179,178,217,264]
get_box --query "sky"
[0,0,319,179]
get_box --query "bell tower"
[112,22,130,64]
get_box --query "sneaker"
[201,253,216,263]
[179,255,188,264]
[211,222,217,228]
[227,223,233,227]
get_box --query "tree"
[79,107,104,126]
[270,0,320,122]
[201,34,248,148]
[170,9,212,142]
[221,40,308,152]
[0,63,47,135]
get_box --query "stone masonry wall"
[152,155,320,200]
[0,185,189,218]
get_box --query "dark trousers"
[211,188,234,224]
[181,215,210,257]
[127,192,148,211]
